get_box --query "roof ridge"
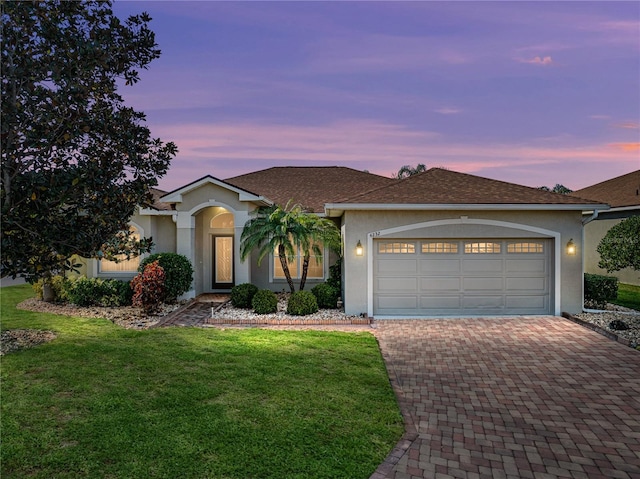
[333,167,606,206]
[226,165,381,181]
[572,169,640,192]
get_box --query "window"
[507,242,544,253]
[422,242,459,254]
[274,243,324,280]
[378,242,416,254]
[210,212,233,229]
[99,226,141,273]
[464,242,501,254]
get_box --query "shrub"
[32,275,70,302]
[287,290,318,316]
[102,279,134,307]
[131,261,166,314]
[252,289,278,314]
[231,283,259,308]
[64,277,132,307]
[139,253,193,302]
[311,282,340,309]
[66,277,106,306]
[584,273,618,309]
[327,258,342,291]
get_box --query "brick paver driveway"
[372,317,640,479]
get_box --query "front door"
[212,235,234,289]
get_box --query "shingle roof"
[570,170,640,208]
[149,187,172,211]
[335,168,605,206]
[225,166,395,212]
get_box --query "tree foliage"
[597,216,640,272]
[1,0,177,281]
[394,163,427,179]
[239,202,341,293]
[537,184,573,194]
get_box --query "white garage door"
[373,239,552,316]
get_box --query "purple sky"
[112,1,640,192]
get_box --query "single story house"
[84,166,608,318]
[570,170,640,286]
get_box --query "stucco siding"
[150,215,177,254]
[173,183,254,215]
[245,249,339,293]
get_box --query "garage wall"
[342,209,584,316]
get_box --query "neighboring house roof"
[225,166,395,213]
[569,169,640,209]
[327,168,608,211]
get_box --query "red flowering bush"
[130,260,166,314]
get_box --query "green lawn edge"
[611,283,640,311]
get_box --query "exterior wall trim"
[365,217,562,317]
[160,175,271,205]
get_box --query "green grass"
[1,285,403,479]
[611,282,640,311]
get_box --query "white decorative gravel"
[210,294,362,322]
[573,305,640,347]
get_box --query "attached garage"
[373,238,552,316]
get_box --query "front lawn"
[611,283,640,311]
[1,285,403,479]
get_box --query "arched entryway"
[195,206,236,292]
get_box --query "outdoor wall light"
[356,240,363,256]
[566,239,576,256]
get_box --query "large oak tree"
[1,0,177,281]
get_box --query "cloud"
[434,107,462,115]
[518,56,553,66]
[608,142,640,152]
[305,34,472,74]
[151,119,640,191]
[588,115,611,120]
[613,122,640,130]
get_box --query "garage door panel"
[506,296,547,309]
[420,296,461,309]
[462,295,504,309]
[377,296,418,310]
[377,277,417,291]
[463,259,503,272]
[373,238,552,316]
[420,258,460,273]
[506,277,547,292]
[463,277,503,291]
[506,258,546,273]
[420,277,460,291]
[377,259,418,274]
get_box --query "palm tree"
[239,202,341,293]
[240,203,303,293]
[394,163,427,179]
[297,214,341,291]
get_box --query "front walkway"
[371,317,640,479]
[153,294,229,328]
